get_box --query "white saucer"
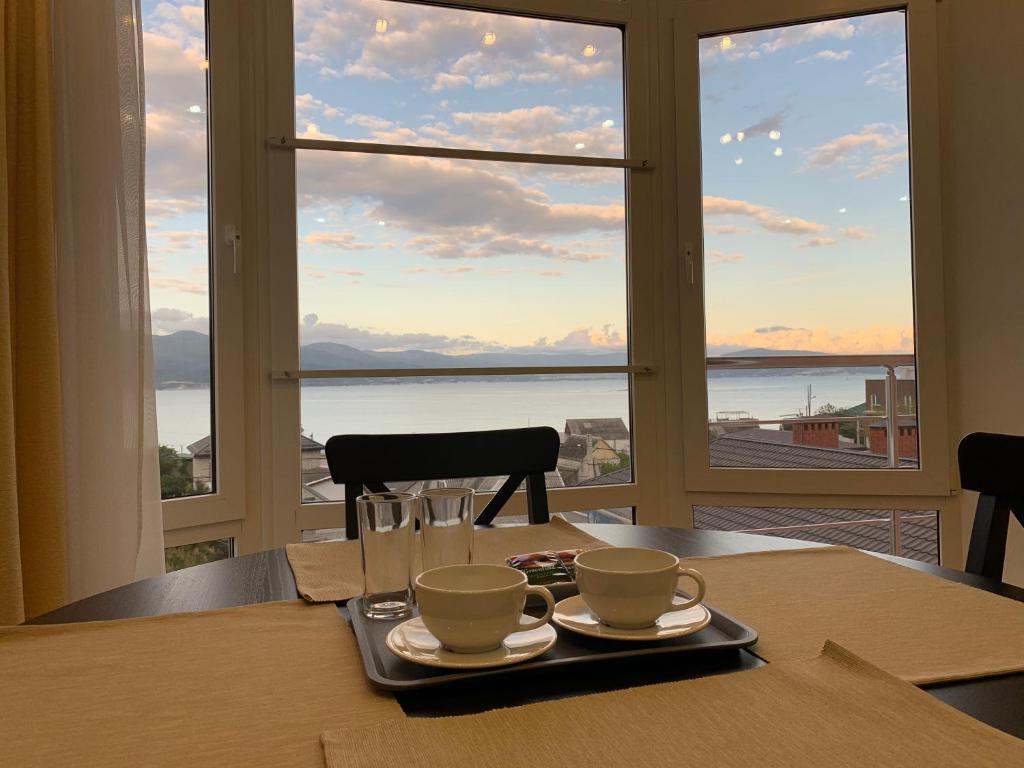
[386,615,557,669]
[552,594,712,641]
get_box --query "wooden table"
[30,525,1024,739]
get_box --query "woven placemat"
[683,546,1024,684]
[286,517,608,602]
[321,640,1024,767]
[0,601,402,766]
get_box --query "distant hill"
[152,331,211,389]
[721,347,826,357]
[151,332,628,389]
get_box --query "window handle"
[224,225,241,275]
[685,241,696,286]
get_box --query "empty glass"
[358,492,417,619]
[419,487,474,571]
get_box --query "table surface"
[30,524,1024,739]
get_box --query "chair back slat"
[325,427,560,538]
[958,432,1024,579]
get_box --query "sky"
[141,1,914,357]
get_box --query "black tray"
[345,587,758,691]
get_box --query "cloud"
[149,277,207,295]
[708,324,915,355]
[755,325,804,334]
[303,231,375,250]
[401,266,474,274]
[865,53,907,92]
[538,270,563,277]
[295,0,621,97]
[703,195,827,235]
[840,226,874,240]
[333,268,366,276]
[303,266,327,279]
[803,124,907,179]
[150,307,209,335]
[297,152,624,267]
[147,197,205,220]
[740,108,789,139]
[854,150,908,179]
[705,224,751,236]
[797,49,852,64]
[759,19,856,54]
[149,229,208,253]
[798,237,838,248]
[707,249,745,264]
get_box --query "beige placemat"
[287,517,608,603]
[682,546,1024,684]
[321,641,1024,767]
[0,601,402,767]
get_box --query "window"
[697,11,918,470]
[142,0,215,499]
[164,538,235,572]
[269,0,653,536]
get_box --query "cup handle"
[518,585,555,632]
[674,567,707,611]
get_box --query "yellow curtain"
[1,0,67,625]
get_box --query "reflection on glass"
[142,0,215,498]
[299,375,632,503]
[698,12,916,468]
[293,0,624,156]
[165,538,234,572]
[694,506,938,564]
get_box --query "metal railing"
[729,511,937,559]
[706,353,916,468]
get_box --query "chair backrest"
[958,432,1024,579]
[324,427,561,539]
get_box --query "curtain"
[0,0,68,625]
[53,0,164,601]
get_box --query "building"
[868,418,920,461]
[865,378,917,414]
[557,434,620,485]
[563,418,631,453]
[191,433,328,497]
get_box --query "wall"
[941,0,1024,585]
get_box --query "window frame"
[671,0,952,500]
[260,0,667,545]
[156,2,251,551]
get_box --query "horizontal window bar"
[273,364,654,380]
[267,136,653,170]
[706,354,915,370]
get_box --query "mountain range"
[152,331,856,389]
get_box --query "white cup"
[415,564,556,654]
[574,547,707,629]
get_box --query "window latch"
[224,225,242,275]
[684,241,696,286]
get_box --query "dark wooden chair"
[958,432,1024,579]
[324,427,561,539]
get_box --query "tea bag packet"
[506,549,583,586]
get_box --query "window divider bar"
[272,364,654,380]
[267,136,653,170]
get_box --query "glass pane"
[296,153,627,369]
[693,507,938,564]
[293,0,624,157]
[708,364,919,468]
[698,11,917,468]
[142,0,215,497]
[299,375,632,502]
[164,538,234,572]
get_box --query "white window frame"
[665,0,958,562]
[156,2,251,555]
[255,0,668,546]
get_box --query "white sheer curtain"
[54,0,165,600]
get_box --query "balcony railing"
[706,353,916,468]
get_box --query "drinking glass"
[419,487,474,571]
[358,492,417,619]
